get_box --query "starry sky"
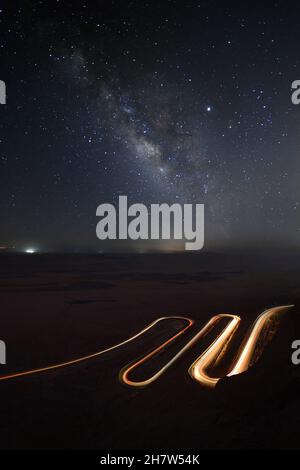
[1,0,300,252]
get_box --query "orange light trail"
[0,306,294,388]
[228,305,292,377]
[121,305,294,388]
[121,314,219,387]
[0,316,193,382]
[188,314,240,388]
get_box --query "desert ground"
[0,252,299,449]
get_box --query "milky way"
[1,1,300,251]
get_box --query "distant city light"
[25,248,36,254]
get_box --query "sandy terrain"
[0,252,299,449]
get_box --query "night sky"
[1,1,300,252]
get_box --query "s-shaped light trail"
[0,306,293,388]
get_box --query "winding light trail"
[188,314,240,388]
[120,314,238,387]
[0,316,193,382]
[228,305,292,376]
[0,306,294,388]
[122,305,294,388]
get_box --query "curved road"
[122,305,293,388]
[0,316,193,382]
[0,305,294,388]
